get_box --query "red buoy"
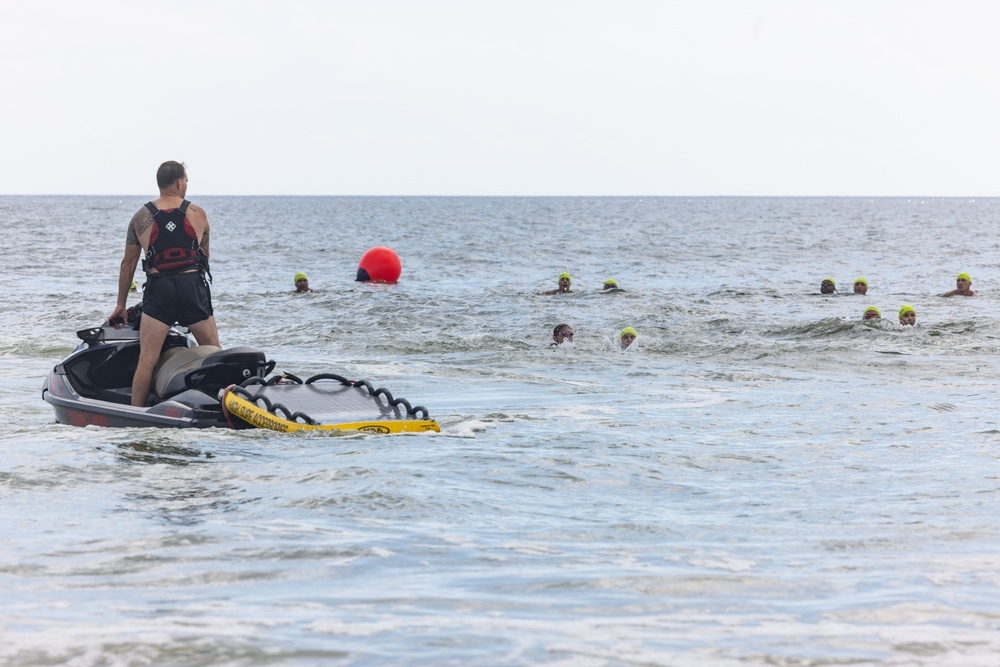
[356,246,401,283]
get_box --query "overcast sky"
[2,1,998,196]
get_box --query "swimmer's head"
[820,277,836,294]
[294,272,309,292]
[863,306,881,320]
[129,281,137,291]
[853,277,868,294]
[294,272,308,283]
[558,272,571,281]
[899,304,916,326]
[552,323,574,344]
[603,279,618,290]
[955,272,972,293]
[620,327,637,349]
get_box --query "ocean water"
[2,195,1000,666]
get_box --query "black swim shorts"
[142,271,214,327]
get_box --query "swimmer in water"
[853,277,868,295]
[551,323,574,346]
[620,327,637,349]
[129,280,138,293]
[899,304,916,326]
[542,273,573,295]
[942,272,975,297]
[602,278,620,291]
[293,272,314,293]
[820,277,837,294]
[862,306,881,321]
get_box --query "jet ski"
[42,318,440,434]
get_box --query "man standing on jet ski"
[108,161,221,407]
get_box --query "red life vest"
[143,200,201,274]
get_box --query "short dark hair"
[156,161,187,189]
[553,323,569,337]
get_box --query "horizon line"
[1,193,996,199]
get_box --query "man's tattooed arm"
[126,208,154,246]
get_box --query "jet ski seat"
[153,346,221,398]
[153,346,271,399]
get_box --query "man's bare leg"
[188,316,221,347]
[132,315,171,407]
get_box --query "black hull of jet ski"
[42,322,267,430]
[43,377,232,429]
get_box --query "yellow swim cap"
[822,277,836,286]
[294,272,308,283]
[863,306,881,318]
[558,272,571,281]
[899,303,916,317]
[958,272,972,282]
[854,277,868,286]
[604,278,618,287]
[130,281,137,290]
[620,327,637,338]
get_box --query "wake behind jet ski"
[42,318,439,433]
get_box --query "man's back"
[133,196,209,256]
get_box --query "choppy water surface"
[2,196,1000,665]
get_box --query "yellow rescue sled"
[222,373,440,434]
